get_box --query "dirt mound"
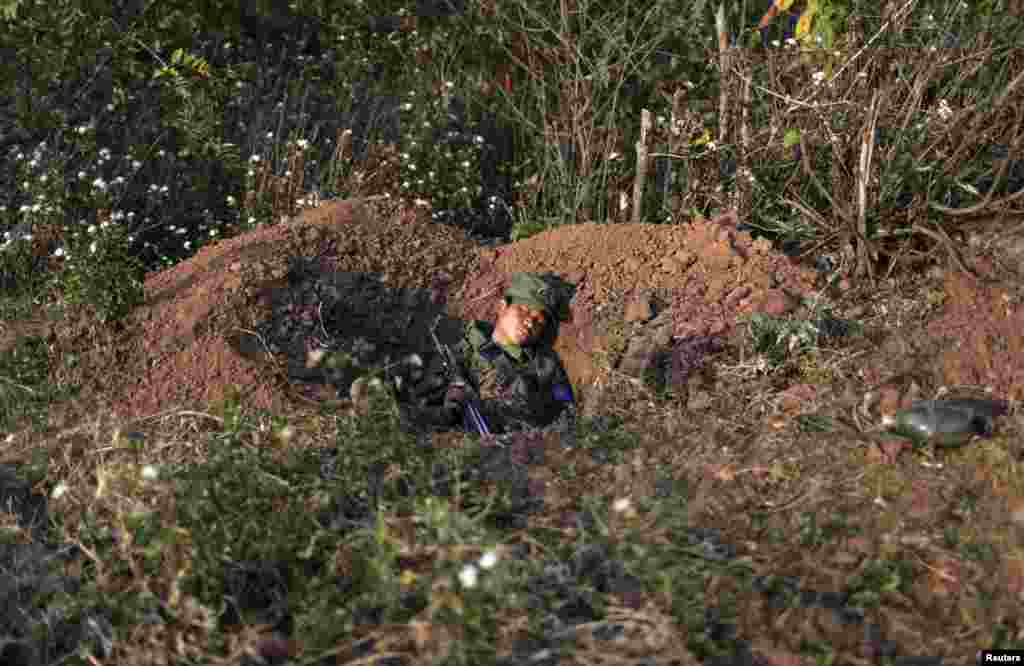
[93,197,485,421]
[451,209,822,405]
[928,255,1024,401]
[58,194,1023,428]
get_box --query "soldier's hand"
[444,380,469,407]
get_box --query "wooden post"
[632,109,652,224]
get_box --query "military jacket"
[397,320,576,435]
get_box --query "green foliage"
[55,221,146,325]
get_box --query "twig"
[715,3,730,145]
[856,90,880,280]
[823,0,919,91]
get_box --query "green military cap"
[504,272,577,322]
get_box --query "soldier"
[394,271,578,440]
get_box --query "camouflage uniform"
[396,272,577,437]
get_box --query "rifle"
[429,317,491,436]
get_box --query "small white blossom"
[226,195,236,206]
[89,241,98,254]
[445,81,454,89]
[132,160,141,170]
[51,482,68,500]
[613,497,633,513]
[266,131,274,139]
[608,152,621,160]
[53,247,65,257]
[478,550,498,570]
[296,139,309,150]
[28,159,38,169]
[812,70,826,85]
[160,185,169,194]
[474,135,484,145]
[401,102,413,111]
[92,178,107,191]
[183,240,191,249]
[250,154,261,163]
[99,147,111,159]
[158,149,166,157]
[248,216,256,225]
[113,176,125,185]
[77,125,89,135]
[785,37,797,47]
[458,564,479,589]
[141,465,159,480]
[771,39,781,47]
[460,160,470,169]
[78,171,87,180]
[87,225,96,234]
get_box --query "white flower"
[401,102,413,111]
[266,131,274,139]
[53,247,65,257]
[226,195,236,206]
[460,160,470,169]
[408,163,417,171]
[183,240,191,250]
[77,125,89,135]
[785,37,797,47]
[250,154,261,163]
[160,185,169,194]
[445,81,454,89]
[158,149,166,157]
[114,176,125,185]
[812,70,826,84]
[78,171,87,179]
[132,160,141,170]
[92,178,107,191]
[474,135,484,145]
[99,147,111,159]
[51,482,68,500]
[613,497,632,513]
[771,39,781,47]
[296,139,309,150]
[89,241,98,254]
[106,103,115,112]
[141,465,159,480]
[478,550,498,570]
[28,159,37,169]
[458,564,479,589]
[87,225,96,234]
[607,152,621,161]
[248,216,256,225]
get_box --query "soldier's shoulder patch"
[552,383,573,402]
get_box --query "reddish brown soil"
[32,196,1023,436]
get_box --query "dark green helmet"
[504,272,577,322]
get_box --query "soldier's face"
[495,300,546,345]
